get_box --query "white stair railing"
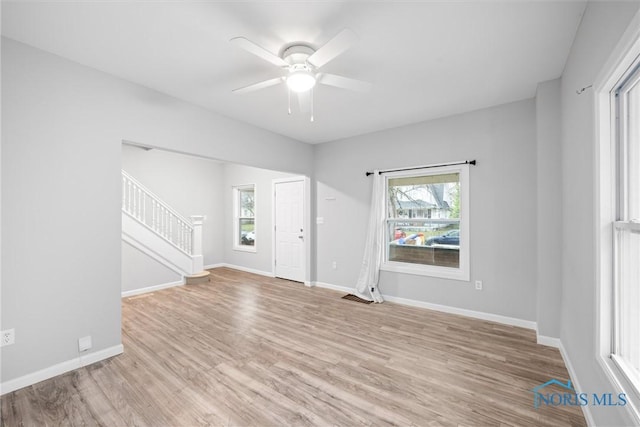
[122,170,200,258]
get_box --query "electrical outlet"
[475,280,483,291]
[1,329,15,347]
[332,261,337,269]
[78,336,92,352]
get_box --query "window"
[382,164,469,281]
[596,16,640,423]
[233,185,256,251]
[612,61,640,395]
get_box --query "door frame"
[272,176,311,285]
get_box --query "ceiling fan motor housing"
[282,44,316,67]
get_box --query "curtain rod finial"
[576,84,593,95]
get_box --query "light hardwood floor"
[1,268,586,426]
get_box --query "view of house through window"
[383,164,469,280]
[613,62,640,393]
[234,185,256,249]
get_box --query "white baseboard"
[204,263,225,270]
[0,344,123,396]
[312,281,352,293]
[208,263,274,278]
[121,279,184,298]
[559,342,595,427]
[312,281,537,331]
[383,294,537,330]
[536,334,561,348]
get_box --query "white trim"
[210,263,274,278]
[122,170,193,227]
[0,344,123,396]
[383,164,470,282]
[232,246,257,253]
[272,176,309,185]
[204,263,225,270]
[536,334,561,348]
[593,8,640,426]
[597,355,640,426]
[122,225,192,276]
[381,262,467,282]
[232,184,257,252]
[312,281,536,330]
[122,210,192,256]
[382,294,536,330]
[312,281,352,293]
[559,343,596,427]
[121,279,184,298]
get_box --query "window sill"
[381,261,469,281]
[233,246,256,253]
[598,355,640,425]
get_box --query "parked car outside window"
[425,229,459,246]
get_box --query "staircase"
[121,170,208,281]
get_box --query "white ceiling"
[2,1,586,144]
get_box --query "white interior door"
[274,179,305,282]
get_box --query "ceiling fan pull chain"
[287,87,292,115]
[310,88,315,122]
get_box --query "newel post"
[190,215,205,273]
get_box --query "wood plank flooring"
[1,268,586,426]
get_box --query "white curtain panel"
[354,170,385,303]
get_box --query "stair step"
[185,271,211,285]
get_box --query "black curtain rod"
[365,160,476,176]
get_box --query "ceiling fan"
[230,29,372,121]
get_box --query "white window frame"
[233,184,256,253]
[612,63,640,392]
[595,8,640,424]
[381,164,470,281]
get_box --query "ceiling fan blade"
[307,29,358,69]
[317,73,372,93]
[232,77,284,94]
[230,37,289,67]
[296,91,311,113]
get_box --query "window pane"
[628,80,639,220]
[234,185,256,249]
[613,64,640,395]
[239,218,255,246]
[387,172,461,268]
[388,221,459,267]
[239,188,255,218]
[616,227,640,374]
[388,173,460,219]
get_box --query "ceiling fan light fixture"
[286,69,316,93]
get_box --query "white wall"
[121,241,181,293]
[1,38,312,387]
[560,2,640,426]
[121,144,225,267]
[535,78,562,339]
[222,163,296,275]
[120,144,225,293]
[314,99,537,322]
[121,146,299,288]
